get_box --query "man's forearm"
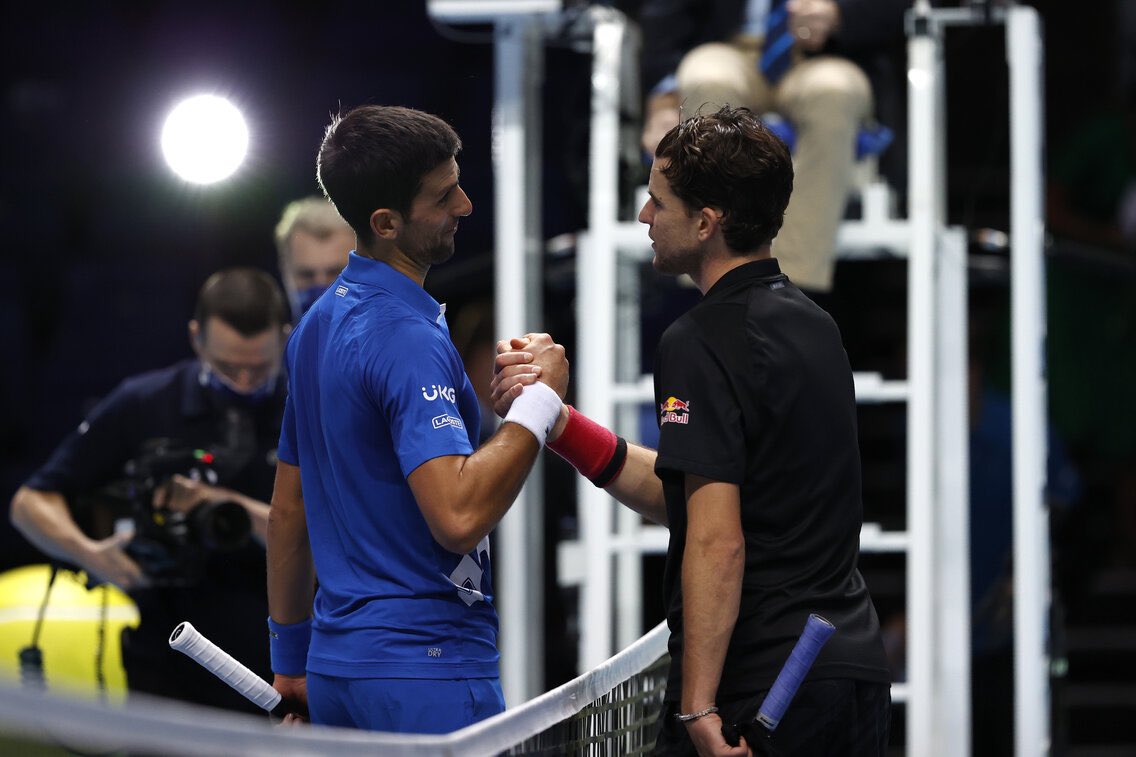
[266,462,315,623]
[409,422,542,555]
[681,535,744,711]
[542,405,667,526]
[680,479,745,712]
[9,486,95,567]
[605,443,668,526]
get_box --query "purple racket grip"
[755,614,836,731]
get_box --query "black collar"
[703,257,785,301]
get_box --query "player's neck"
[357,241,428,288]
[695,243,771,294]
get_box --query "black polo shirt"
[24,358,284,712]
[653,258,891,702]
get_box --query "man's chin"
[413,243,455,267]
[652,257,682,277]
[432,245,456,265]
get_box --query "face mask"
[199,364,278,407]
[290,284,329,322]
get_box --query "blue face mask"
[199,365,278,407]
[290,285,329,322]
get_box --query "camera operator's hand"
[84,528,151,591]
[153,474,221,514]
[153,473,271,545]
[10,487,150,592]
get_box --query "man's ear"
[188,319,203,354]
[369,208,401,241]
[698,206,724,241]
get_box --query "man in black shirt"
[493,106,890,755]
[9,268,289,714]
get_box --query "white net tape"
[0,621,669,756]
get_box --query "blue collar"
[341,252,445,325]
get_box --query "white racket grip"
[169,621,283,714]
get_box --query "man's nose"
[637,202,652,224]
[455,186,473,217]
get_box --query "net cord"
[0,621,670,756]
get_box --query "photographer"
[9,268,289,714]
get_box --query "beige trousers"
[676,40,872,292]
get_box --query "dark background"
[1,0,1134,703]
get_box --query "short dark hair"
[194,267,289,337]
[316,105,463,246]
[656,106,794,253]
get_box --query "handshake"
[489,332,630,491]
[489,332,571,442]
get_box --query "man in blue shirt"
[267,105,569,734]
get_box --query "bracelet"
[546,406,629,487]
[268,616,311,676]
[674,705,719,723]
[504,381,563,447]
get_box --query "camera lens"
[191,500,251,552]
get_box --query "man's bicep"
[406,455,465,548]
[684,475,742,535]
[270,460,305,512]
[276,393,299,466]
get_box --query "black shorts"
[654,679,891,757]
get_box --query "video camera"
[90,438,252,586]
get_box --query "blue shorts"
[306,673,505,734]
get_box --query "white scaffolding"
[445,1,1050,754]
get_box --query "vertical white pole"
[494,16,544,706]
[616,257,644,650]
[905,8,941,755]
[577,9,624,669]
[936,226,972,757]
[1007,7,1050,756]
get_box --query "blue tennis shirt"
[278,253,498,679]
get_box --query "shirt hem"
[308,658,500,679]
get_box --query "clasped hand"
[489,333,569,417]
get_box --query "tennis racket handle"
[755,614,836,731]
[169,621,285,716]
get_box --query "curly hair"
[655,106,793,253]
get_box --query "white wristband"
[504,380,562,447]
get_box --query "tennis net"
[0,621,670,756]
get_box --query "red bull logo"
[659,396,691,425]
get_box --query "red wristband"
[547,406,628,487]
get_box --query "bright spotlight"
[161,94,249,184]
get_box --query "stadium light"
[160,94,248,184]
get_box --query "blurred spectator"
[1046,85,1136,254]
[967,350,1082,756]
[637,0,909,301]
[275,196,355,322]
